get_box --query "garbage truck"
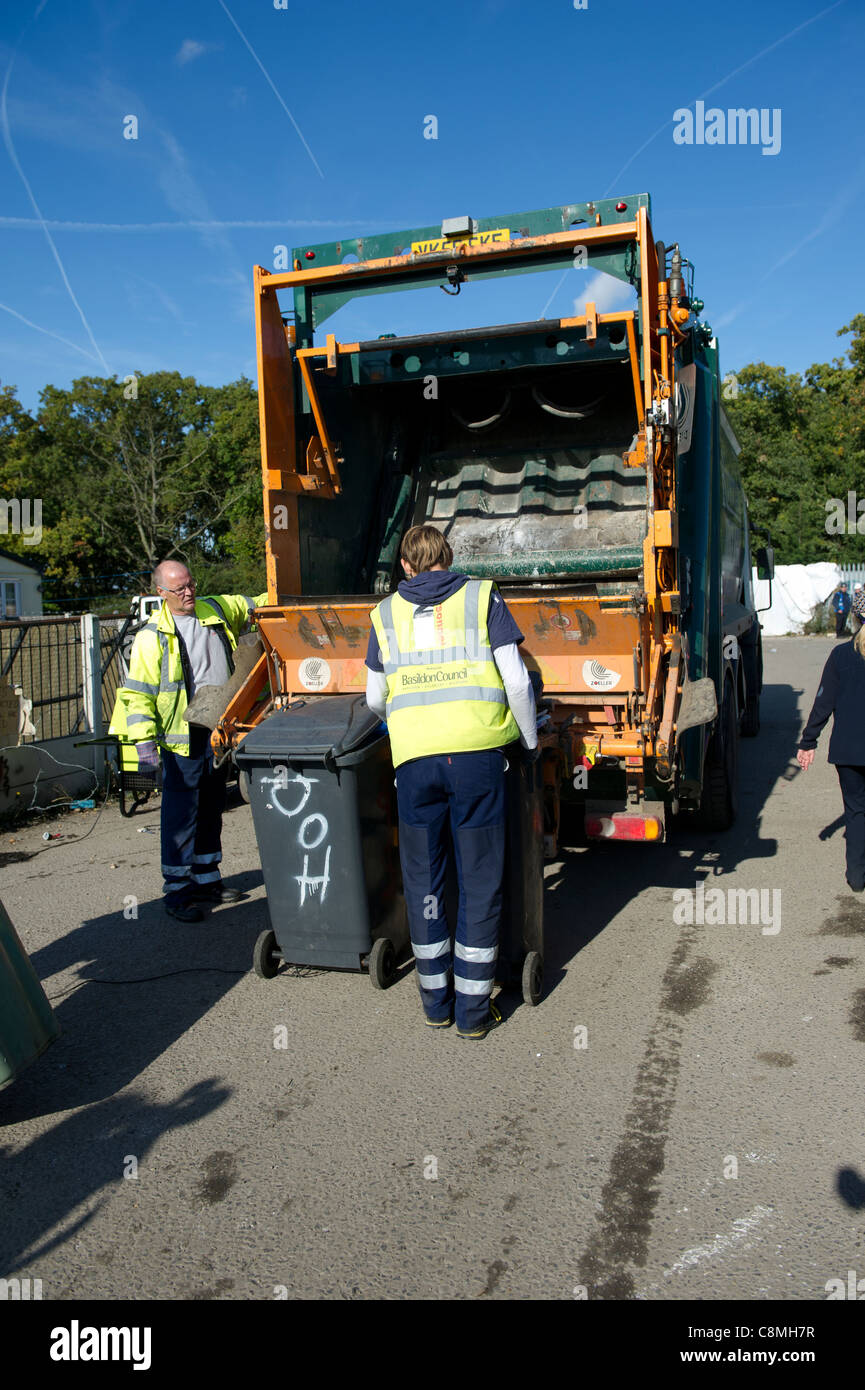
[214,194,770,989]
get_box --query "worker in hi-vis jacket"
[110,559,266,923]
[365,524,538,1039]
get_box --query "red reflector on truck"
[585,814,662,841]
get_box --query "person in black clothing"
[831,582,851,637]
[798,589,865,892]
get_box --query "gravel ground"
[1,636,863,1302]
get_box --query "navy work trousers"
[396,748,507,1032]
[161,725,229,907]
[836,765,865,890]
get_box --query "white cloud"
[175,39,212,66]
[573,271,636,315]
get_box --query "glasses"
[159,581,196,595]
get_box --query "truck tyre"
[740,693,760,738]
[740,634,762,738]
[700,679,738,830]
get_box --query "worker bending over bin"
[366,525,538,1039]
[110,560,266,923]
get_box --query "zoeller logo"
[50,1322,152,1370]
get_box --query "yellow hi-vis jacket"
[108,592,266,764]
[369,578,519,768]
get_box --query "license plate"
[410,228,511,255]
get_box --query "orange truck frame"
[215,195,768,849]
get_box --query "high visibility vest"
[370,578,519,768]
[108,592,266,763]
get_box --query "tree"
[725,317,865,563]
[21,372,265,606]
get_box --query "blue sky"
[1,0,864,412]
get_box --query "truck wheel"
[740,632,762,737]
[369,936,397,989]
[700,681,738,830]
[253,929,281,979]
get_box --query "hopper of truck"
[214,196,768,983]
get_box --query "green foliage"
[726,318,865,563]
[0,371,265,610]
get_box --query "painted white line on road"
[665,1205,775,1276]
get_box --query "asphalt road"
[1,635,863,1302]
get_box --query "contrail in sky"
[0,299,103,364]
[215,0,325,179]
[0,217,363,232]
[1,0,111,374]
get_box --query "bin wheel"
[369,936,397,990]
[238,770,251,805]
[522,951,543,1007]
[253,929,281,980]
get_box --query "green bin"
[0,897,60,1091]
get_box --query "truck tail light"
[585,813,663,842]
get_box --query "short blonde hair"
[400,524,453,574]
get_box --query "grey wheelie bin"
[237,694,408,988]
[1,896,60,1091]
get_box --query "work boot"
[189,884,245,904]
[457,1000,502,1040]
[165,900,205,923]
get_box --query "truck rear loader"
[213,194,771,985]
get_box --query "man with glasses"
[116,559,266,922]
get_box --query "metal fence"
[99,615,134,727]
[840,565,865,592]
[0,613,132,743]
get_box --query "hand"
[522,743,542,765]
[136,740,160,769]
[796,748,815,772]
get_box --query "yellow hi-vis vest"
[370,578,519,768]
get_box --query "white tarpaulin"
[752,562,842,636]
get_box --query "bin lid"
[236,695,384,763]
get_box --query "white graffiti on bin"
[261,770,332,905]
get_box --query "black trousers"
[161,725,229,906]
[835,765,865,888]
[835,610,849,636]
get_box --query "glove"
[522,743,542,765]
[136,740,160,769]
